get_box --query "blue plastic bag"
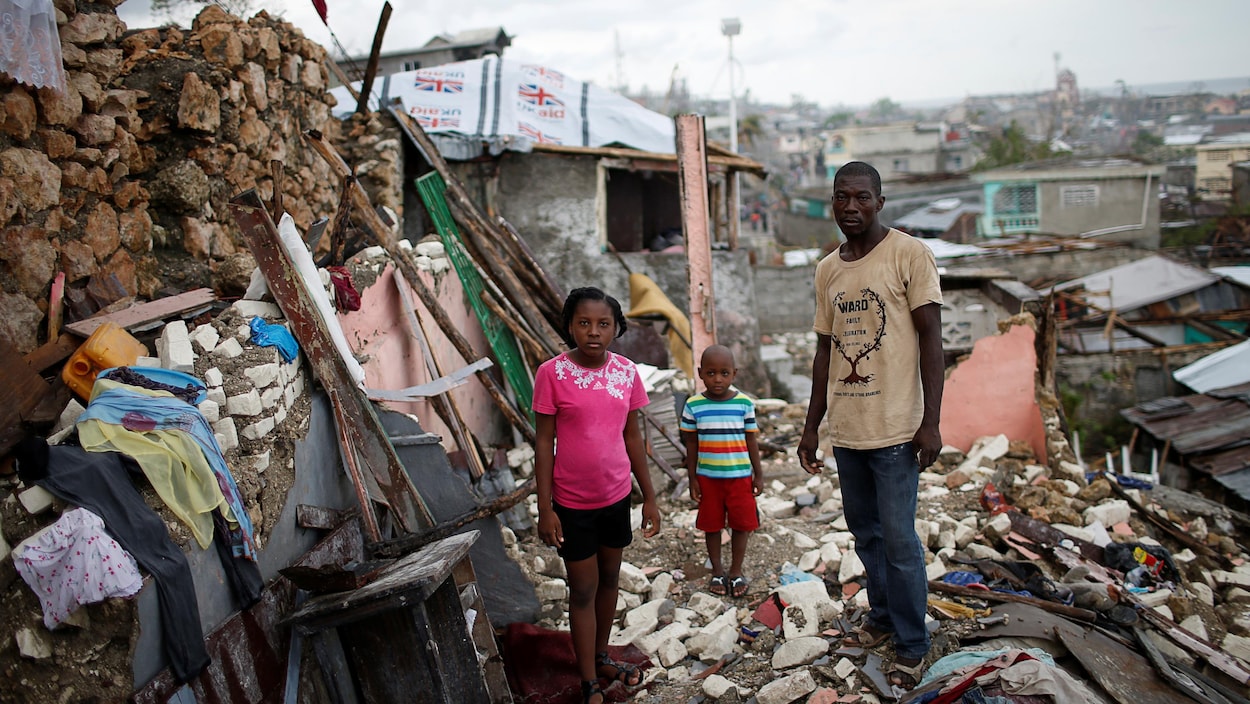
[249,316,299,363]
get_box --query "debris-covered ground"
[500,395,1250,703]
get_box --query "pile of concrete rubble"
[503,403,1250,703]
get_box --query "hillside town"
[1,3,1249,704]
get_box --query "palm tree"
[737,114,764,151]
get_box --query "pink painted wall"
[940,323,1048,463]
[338,262,504,450]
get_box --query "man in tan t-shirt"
[798,161,944,690]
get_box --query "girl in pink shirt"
[533,287,661,704]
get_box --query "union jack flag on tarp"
[522,65,565,87]
[415,75,464,93]
[519,122,561,145]
[518,83,563,107]
[416,114,460,129]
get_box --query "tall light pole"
[721,17,741,239]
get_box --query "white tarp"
[333,57,676,154]
[1173,339,1250,393]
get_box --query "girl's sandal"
[729,575,749,598]
[595,651,642,687]
[888,657,924,690]
[708,574,728,596]
[581,679,605,704]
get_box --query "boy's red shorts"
[695,475,760,533]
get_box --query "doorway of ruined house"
[598,163,685,253]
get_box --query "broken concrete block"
[189,324,219,353]
[702,674,740,699]
[1179,614,1209,641]
[226,389,263,417]
[834,656,857,680]
[953,523,975,548]
[618,561,649,594]
[756,670,816,704]
[822,531,854,549]
[838,548,866,583]
[213,417,239,453]
[206,386,227,407]
[232,300,282,319]
[687,592,726,622]
[984,512,1013,542]
[792,531,819,550]
[782,603,819,640]
[758,496,797,519]
[649,572,674,601]
[925,558,947,582]
[1190,582,1215,607]
[1214,571,1250,589]
[772,635,829,670]
[819,542,842,571]
[1054,460,1087,484]
[19,486,55,514]
[657,635,688,667]
[247,451,271,473]
[776,580,843,622]
[831,514,850,531]
[1051,523,1095,543]
[798,548,821,572]
[273,405,287,427]
[964,542,1003,560]
[623,598,673,630]
[536,579,568,602]
[240,416,275,441]
[133,355,161,368]
[245,362,281,389]
[15,628,51,659]
[608,622,652,648]
[213,337,244,359]
[1083,500,1131,527]
[534,554,567,579]
[684,609,740,663]
[1136,589,1172,608]
[1223,633,1250,666]
[260,385,284,408]
[197,399,220,423]
[914,519,932,548]
[636,622,691,656]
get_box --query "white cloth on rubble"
[998,658,1104,704]
[0,0,68,92]
[14,507,144,629]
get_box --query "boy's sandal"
[888,657,924,690]
[843,623,891,648]
[729,575,749,598]
[581,679,605,704]
[708,574,728,596]
[595,651,642,687]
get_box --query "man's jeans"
[834,442,930,659]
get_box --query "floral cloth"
[14,508,144,629]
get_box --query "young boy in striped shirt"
[681,344,764,598]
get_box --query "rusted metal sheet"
[1123,394,1250,456]
[134,521,366,704]
[1055,622,1197,704]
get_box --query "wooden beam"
[355,2,392,114]
[326,59,361,103]
[929,580,1096,622]
[63,288,216,338]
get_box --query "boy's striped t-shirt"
[680,391,757,479]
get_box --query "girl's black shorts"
[552,495,632,562]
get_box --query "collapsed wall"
[0,1,349,356]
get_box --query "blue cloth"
[249,316,299,363]
[78,385,258,560]
[920,648,1056,686]
[942,571,985,587]
[834,441,930,660]
[779,562,820,584]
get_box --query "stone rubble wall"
[0,1,348,355]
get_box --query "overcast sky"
[118,0,1250,108]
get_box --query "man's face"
[831,175,883,237]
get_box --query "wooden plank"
[928,580,1097,622]
[310,630,361,704]
[63,288,216,338]
[22,334,80,374]
[296,504,349,530]
[0,338,54,456]
[355,2,392,115]
[47,272,64,340]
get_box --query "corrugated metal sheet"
[1123,392,1250,470]
[1214,468,1250,501]
[1174,339,1250,393]
[1052,254,1220,314]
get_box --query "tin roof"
[1052,254,1220,315]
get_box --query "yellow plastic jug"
[61,322,148,400]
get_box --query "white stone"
[619,592,641,611]
[15,628,51,659]
[914,519,932,548]
[834,656,857,680]
[822,531,855,549]
[1190,582,1215,607]
[918,485,951,501]
[1052,479,1080,496]
[608,622,652,648]
[232,300,282,319]
[925,558,948,581]
[1051,523,1095,543]
[964,542,1003,560]
[261,385,284,408]
[792,532,819,550]
[1023,464,1047,484]
[703,674,739,699]
[189,324,219,353]
[756,670,817,704]
[936,530,956,550]
[623,599,673,630]
[831,514,849,531]
[688,592,726,621]
[1222,634,1250,666]
[819,542,842,571]
[536,555,566,579]
[772,636,829,669]
[969,434,1010,463]
[160,333,196,373]
[192,398,219,423]
[798,548,821,572]
[214,417,239,452]
[1213,571,1250,589]
[984,512,1013,542]
[1054,460,1087,483]
[1179,615,1209,641]
[1083,500,1131,527]
[649,572,674,601]
[133,355,161,368]
[1153,605,1173,620]
[782,603,819,640]
[839,548,865,583]
[776,580,843,622]
[430,258,450,274]
[952,522,976,549]
[1172,548,1199,566]
[1136,589,1173,608]
[248,451,271,473]
[618,561,650,594]
[207,386,227,407]
[758,496,797,519]
[273,405,287,426]
[415,240,445,257]
[214,337,244,359]
[684,610,740,663]
[667,665,690,681]
[636,622,691,655]
[657,636,688,667]
[19,486,55,514]
[241,416,276,440]
[245,362,281,388]
[226,389,263,417]
[536,579,568,602]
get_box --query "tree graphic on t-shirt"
[830,288,887,386]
